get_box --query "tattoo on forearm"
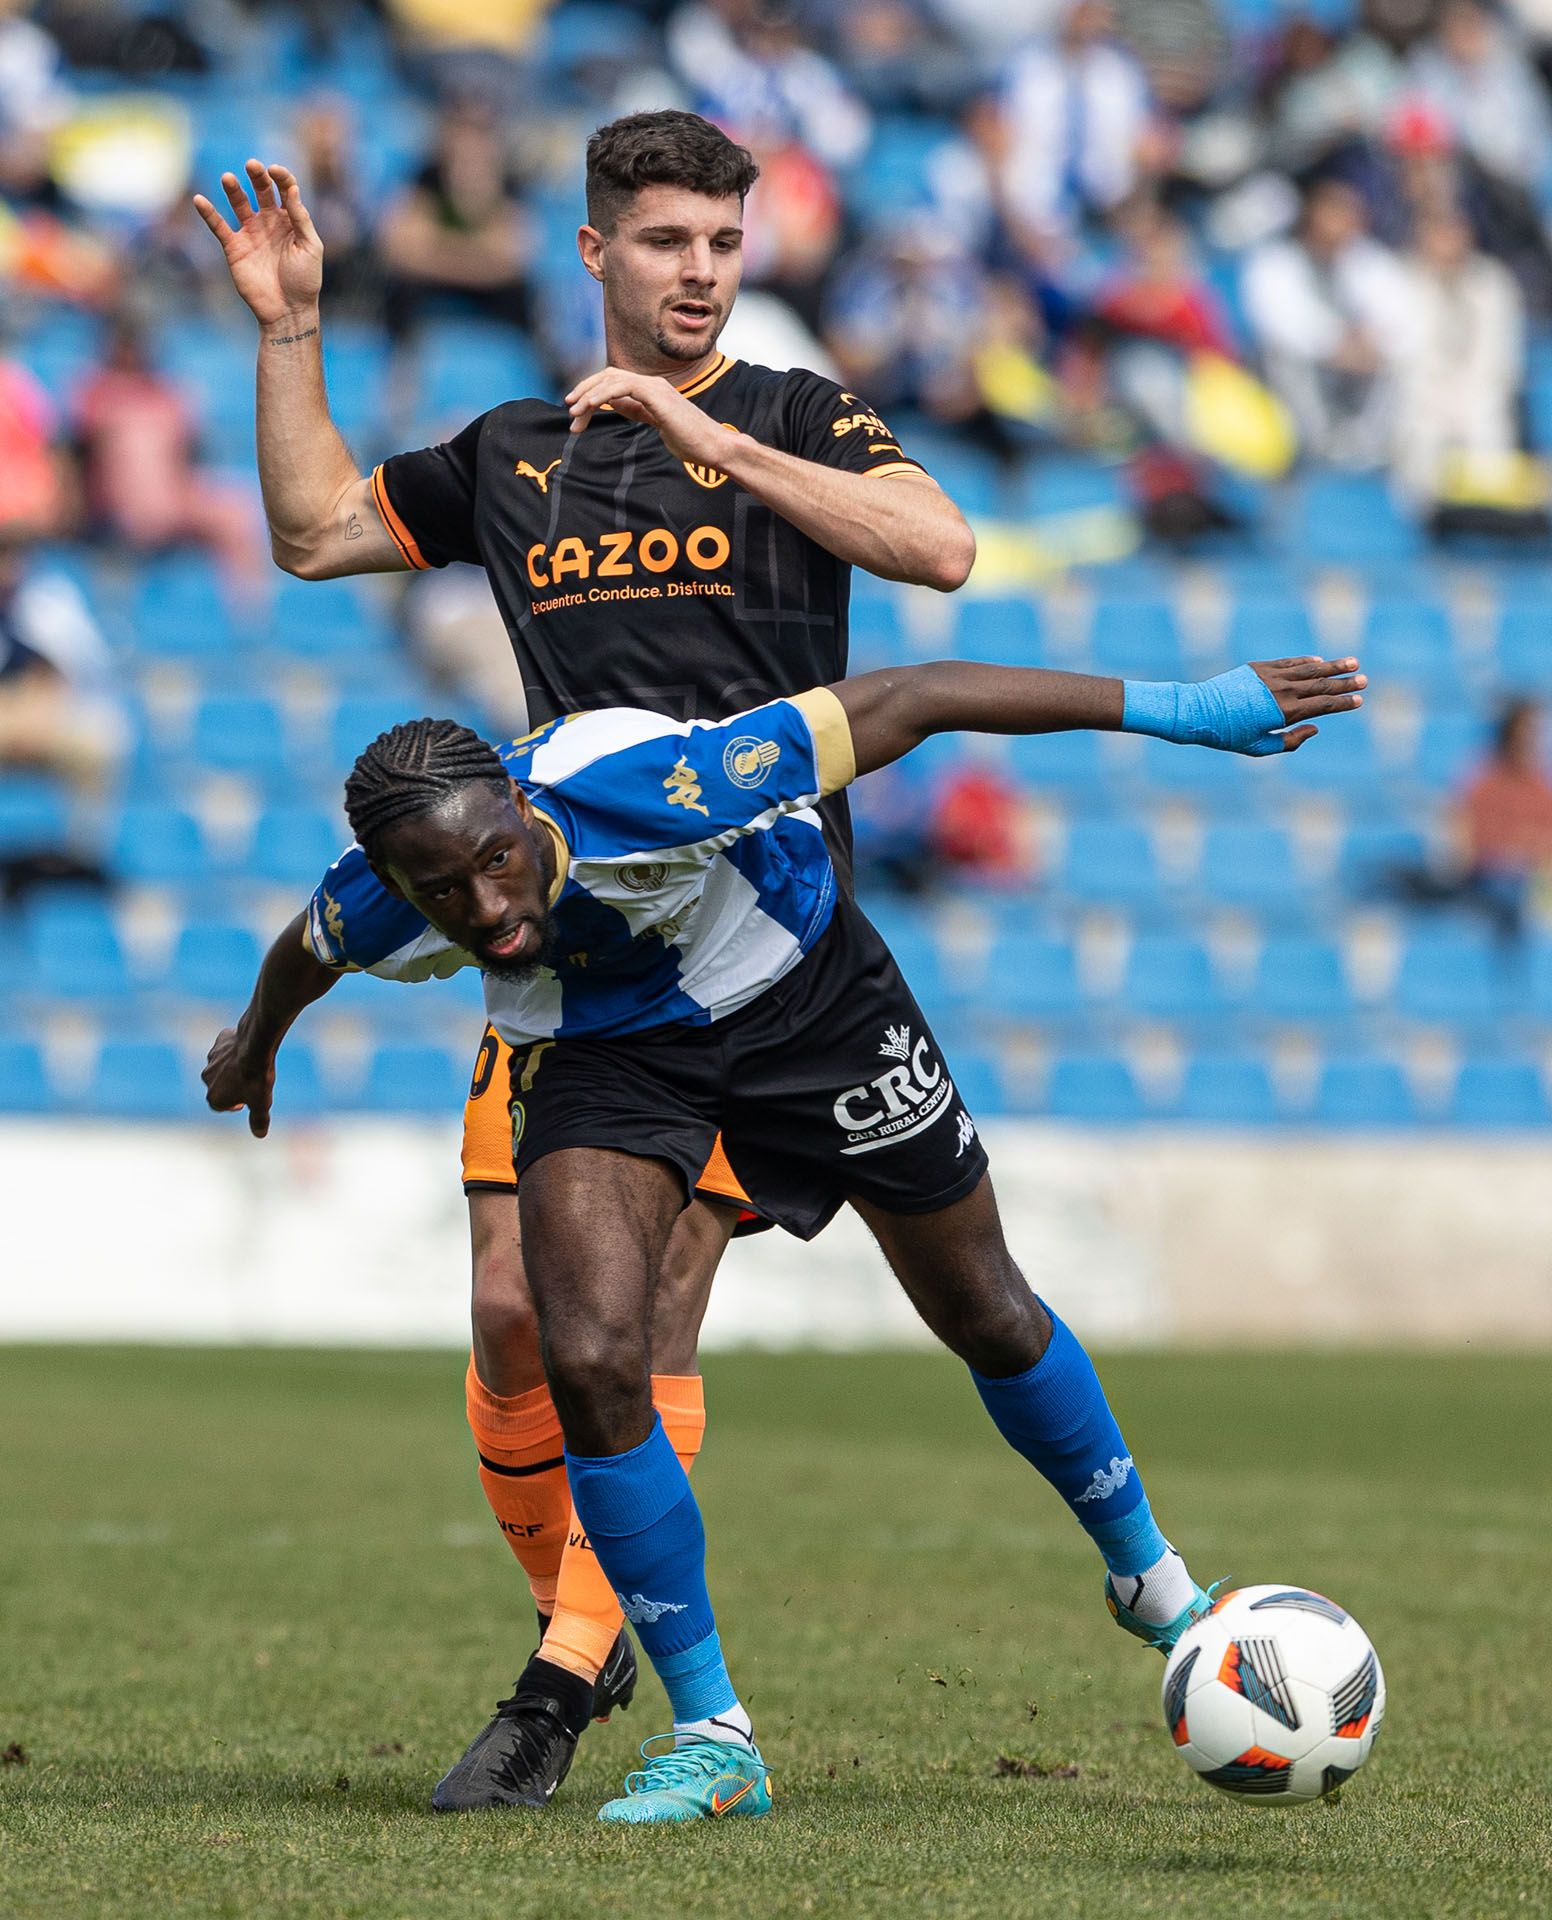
[344,512,363,541]
[268,325,319,346]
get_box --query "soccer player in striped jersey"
[204,646,1365,1823]
[193,108,976,1806]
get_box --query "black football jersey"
[372,352,926,728]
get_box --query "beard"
[480,909,558,985]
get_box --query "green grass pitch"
[2,1345,1548,1918]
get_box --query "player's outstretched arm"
[192,159,403,579]
[832,656,1367,779]
[201,912,340,1136]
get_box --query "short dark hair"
[585,110,759,234]
[344,718,508,859]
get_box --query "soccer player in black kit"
[193,110,975,1809]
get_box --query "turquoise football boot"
[1106,1575,1227,1655]
[597,1735,772,1825]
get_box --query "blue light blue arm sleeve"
[1121,665,1290,757]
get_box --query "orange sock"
[464,1359,570,1616]
[540,1374,708,1684]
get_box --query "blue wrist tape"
[1122,665,1288,756]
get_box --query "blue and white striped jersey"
[304,688,856,1046]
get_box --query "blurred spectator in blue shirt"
[997,1,1160,259]
[1412,0,1551,195]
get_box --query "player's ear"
[577,224,605,283]
[510,778,533,820]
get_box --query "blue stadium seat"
[111,806,211,884]
[1007,730,1108,794]
[357,1043,468,1114]
[1277,710,1381,792]
[1289,474,1422,564]
[1391,931,1503,1023]
[1135,735,1257,804]
[192,695,290,778]
[1224,595,1317,661]
[1087,599,1187,681]
[1491,605,1552,690]
[1120,935,1224,1019]
[1015,456,1127,519]
[954,596,1043,665]
[989,936,1084,1019]
[0,776,69,854]
[1411,711,1487,789]
[1059,821,1161,905]
[87,1040,196,1119]
[1336,823,1428,892]
[248,807,348,888]
[1310,1057,1416,1126]
[947,1049,1006,1116]
[1358,597,1454,681]
[879,921,956,1006]
[1527,939,1552,1019]
[1045,1053,1144,1122]
[267,1042,327,1120]
[131,552,239,658]
[0,1038,51,1113]
[1447,1058,1552,1128]
[418,319,548,423]
[1198,824,1303,910]
[1173,1053,1279,1125]
[1248,937,1352,1020]
[271,575,396,662]
[26,900,132,1000]
[171,923,263,1003]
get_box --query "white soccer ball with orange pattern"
[1161,1584,1385,1804]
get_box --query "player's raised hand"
[566,365,736,469]
[1250,656,1367,753]
[192,159,323,329]
[202,1026,277,1139]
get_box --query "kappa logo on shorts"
[955,1110,977,1157]
[616,861,669,892]
[833,1023,959,1155]
[722,735,781,789]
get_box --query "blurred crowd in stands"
[4,0,1552,1121]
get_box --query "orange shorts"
[460,1024,758,1218]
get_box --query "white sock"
[1110,1545,1196,1625]
[674,1701,755,1751]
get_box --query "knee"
[542,1319,654,1455]
[940,1260,1050,1378]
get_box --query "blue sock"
[565,1415,737,1724]
[971,1303,1169,1579]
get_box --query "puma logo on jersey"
[664,757,709,817]
[515,458,562,493]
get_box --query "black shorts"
[507,896,990,1240]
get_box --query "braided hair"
[344,718,510,860]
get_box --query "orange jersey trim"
[371,464,430,570]
[865,460,929,480]
[677,354,736,400]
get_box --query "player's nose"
[682,238,716,285]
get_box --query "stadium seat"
[953,596,1043,665]
[1391,931,1504,1023]
[0,1038,51,1113]
[418,318,547,424]
[1120,935,1224,1020]
[1289,474,1422,564]
[131,552,238,658]
[1059,821,1161,905]
[0,776,69,855]
[1411,711,1487,789]
[171,923,263,1003]
[1526,939,1552,1020]
[1198,824,1304,910]
[1358,597,1455,682]
[111,806,211,884]
[248,807,348,888]
[1015,456,1127,520]
[1224,595,1317,661]
[1135,734,1257,806]
[1310,1057,1416,1126]
[1491,605,1552,690]
[26,900,133,1000]
[947,1049,1006,1116]
[192,695,290,779]
[1087,599,1187,681]
[1007,729,1108,794]
[1277,710,1381,792]
[86,1040,197,1119]
[1336,823,1428,894]
[987,936,1084,1020]
[1446,1058,1552,1128]
[356,1043,469,1114]
[266,1042,327,1121]
[1172,1053,1279,1125]
[1044,1052,1144,1122]
[271,575,396,662]
[1247,937,1353,1021]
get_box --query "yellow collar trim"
[531,806,570,907]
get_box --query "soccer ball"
[1161,1584,1384,1804]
